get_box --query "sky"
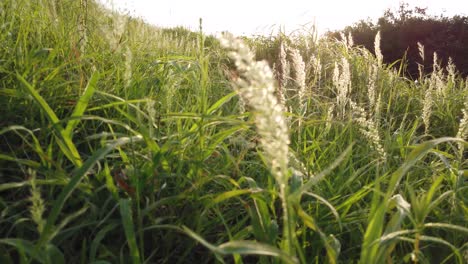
[101,0,468,36]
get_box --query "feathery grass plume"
[276,41,289,106]
[417,42,425,61]
[417,42,425,80]
[309,54,322,90]
[290,48,306,110]
[432,52,440,73]
[431,52,447,97]
[325,103,335,133]
[350,101,387,162]
[102,12,127,51]
[124,46,133,88]
[290,47,307,135]
[456,82,468,153]
[78,0,88,54]
[29,170,45,234]
[347,32,354,47]
[332,61,340,87]
[374,92,382,125]
[367,64,378,110]
[219,33,290,184]
[339,32,353,49]
[422,79,434,134]
[446,57,456,86]
[219,33,294,253]
[334,58,351,119]
[339,32,347,46]
[374,31,383,67]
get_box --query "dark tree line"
[327,3,468,78]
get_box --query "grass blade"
[39,136,143,246]
[16,73,82,166]
[64,72,99,139]
[181,226,298,264]
[119,199,141,264]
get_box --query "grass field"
[0,1,467,263]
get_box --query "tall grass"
[0,0,467,263]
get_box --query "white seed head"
[351,101,387,162]
[219,33,290,183]
[368,64,378,110]
[374,31,383,66]
[290,48,306,106]
[347,32,354,47]
[417,42,425,62]
[456,83,468,152]
[422,80,434,134]
[334,58,352,119]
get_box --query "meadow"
[0,1,467,263]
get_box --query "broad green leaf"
[182,226,297,264]
[89,223,119,262]
[0,238,44,263]
[16,73,82,166]
[385,137,464,200]
[207,91,237,114]
[210,189,259,206]
[0,154,41,168]
[64,72,99,139]
[296,207,339,264]
[44,244,65,264]
[119,199,141,264]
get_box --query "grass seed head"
[351,101,387,162]
[422,79,434,134]
[290,48,306,106]
[219,33,290,183]
[374,31,383,66]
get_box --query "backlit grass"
[0,1,466,263]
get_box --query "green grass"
[0,0,467,263]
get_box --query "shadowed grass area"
[0,1,466,263]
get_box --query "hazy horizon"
[100,0,467,36]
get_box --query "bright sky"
[102,0,468,36]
